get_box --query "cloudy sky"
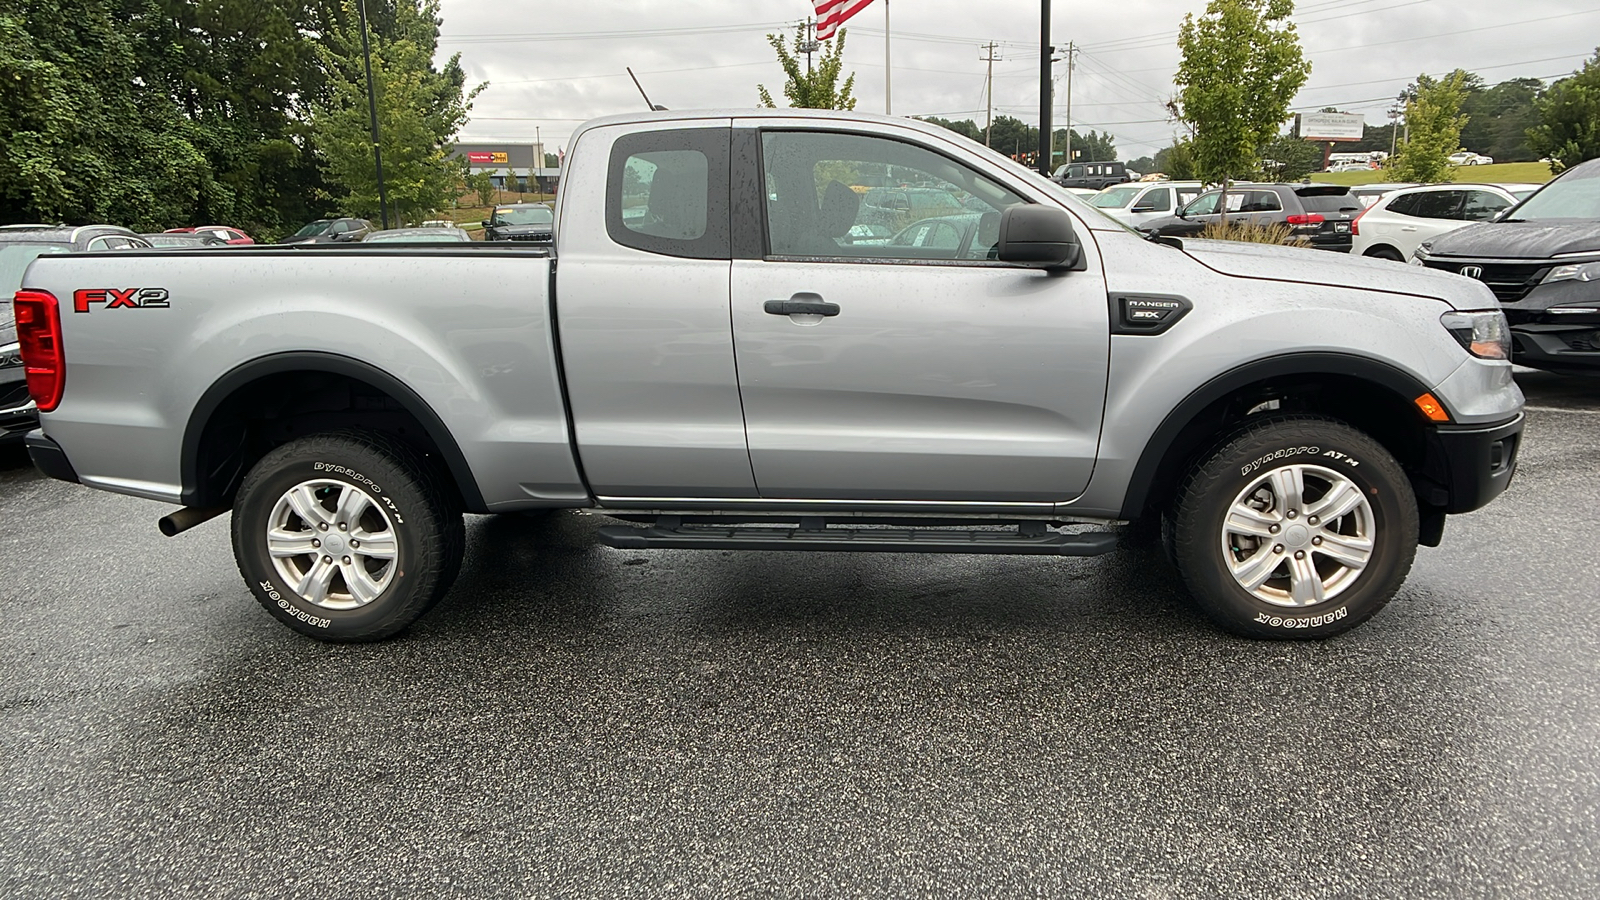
[435,0,1598,158]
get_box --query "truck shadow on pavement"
[421,511,1210,643]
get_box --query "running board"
[596,522,1119,556]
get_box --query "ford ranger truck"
[14,109,1523,642]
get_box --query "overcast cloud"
[436,0,1599,157]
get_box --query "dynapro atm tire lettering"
[73,288,170,313]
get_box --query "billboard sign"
[466,151,509,164]
[1298,112,1365,142]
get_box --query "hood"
[490,223,552,235]
[1424,220,1600,259]
[1180,238,1467,301]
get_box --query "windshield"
[1505,165,1600,221]
[1,243,72,296]
[492,206,553,226]
[293,220,332,237]
[1091,185,1143,209]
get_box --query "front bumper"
[1417,414,1523,514]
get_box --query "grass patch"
[1309,161,1556,186]
[1199,221,1297,244]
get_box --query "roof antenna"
[627,67,667,111]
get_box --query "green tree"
[1461,77,1542,162]
[467,170,495,208]
[758,25,857,109]
[1171,0,1309,218]
[1154,139,1199,180]
[1388,70,1470,183]
[1259,135,1322,180]
[311,0,484,225]
[917,116,984,143]
[1528,50,1600,172]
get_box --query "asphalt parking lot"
[2,370,1597,899]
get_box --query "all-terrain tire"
[1171,415,1418,639]
[231,430,464,642]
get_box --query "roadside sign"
[1298,112,1364,142]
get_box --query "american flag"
[815,0,876,40]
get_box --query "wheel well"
[183,364,485,512]
[1124,372,1431,521]
[1362,245,1404,260]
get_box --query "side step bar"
[596,522,1118,556]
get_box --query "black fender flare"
[180,351,488,512]
[1117,351,1441,519]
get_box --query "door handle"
[764,297,840,317]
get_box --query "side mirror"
[1131,204,1158,213]
[996,205,1082,269]
[481,219,492,228]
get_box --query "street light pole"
[356,0,390,229]
[1038,0,1052,177]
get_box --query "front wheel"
[231,431,464,642]
[1171,416,1419,639]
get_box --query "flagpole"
[884,0,891,115]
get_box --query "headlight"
[0,342,23,369]
[1440,311,1512,360]
[1541,261,1600,284]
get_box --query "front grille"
[0,380,31,410]
[1422,260,1550,303]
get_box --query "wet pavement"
[2,369,1597,898]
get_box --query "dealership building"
[450,143,561,193]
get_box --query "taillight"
[1349,204,1372,236]
[13,289,64,411]
[1284,213,1325,226]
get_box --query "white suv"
[1350,183,1518,262]
[1087,181,1206,228]
[1447,151,1493,166]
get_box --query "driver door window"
[761,131,1025,262]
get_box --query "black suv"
[279,217,374,244]
[1053,161,1131,190]
[482,203,554,242]
[1415,158,1600,375]
[1138,183,1363,252]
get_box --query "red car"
[165,225,254,245]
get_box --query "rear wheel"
[231,430,463,641]
[1363,246,1405,262]
[1171,416,1418,639]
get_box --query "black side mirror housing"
[1131,204,1157,213]
[481,220,492,228]
[997,205,1082,269]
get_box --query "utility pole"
[884,0,892,115]
[1038,0,1051,176]
[1062,41,1077,164]
[356,0,389,229]
[981,42,1001,147]
[1387,105,1402,159]
[799,18,819,74]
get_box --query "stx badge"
[73,288,170,313]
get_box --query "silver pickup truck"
[14,109,1523,642]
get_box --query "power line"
[439,21,791,44]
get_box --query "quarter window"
[760,130,1026,262]
[605,128,730,259]
[1461,190,1511,221]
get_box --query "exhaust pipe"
[158,506,229,537]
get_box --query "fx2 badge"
[73,288,170,313]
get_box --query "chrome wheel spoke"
[286,485,331,527]
[1232,546,1281,591]
[1226,503,1279,538]
[1316,532,1373,570]
[1269,467,1305,515]
[339,560,383,606]
[1308,481,1364,523]
[1288,553,1326,605]
[296,556,338,605]
[351,528,396,560]
[266,528,318,558]
[334,484,370,527]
